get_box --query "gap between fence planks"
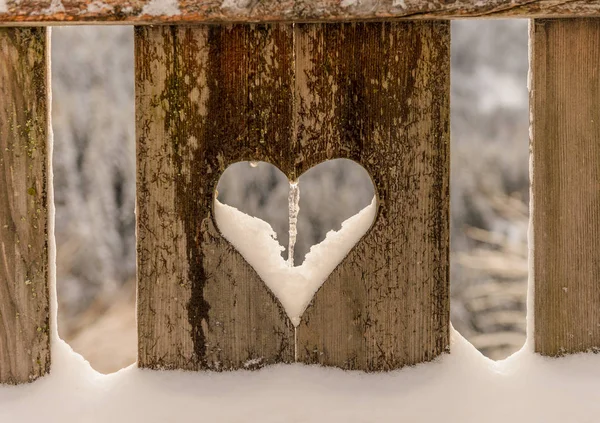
[1,0,600,25]
[135,21,450,371]
[531,18,600,356]
[0,27,51,384]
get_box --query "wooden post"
[0,27,51,384]
[294,22,450,370]
[135,25,296,370]
[531,19,600,355]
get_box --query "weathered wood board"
[531,19,600,356]
[136,22,449,371]
[1,0,600,25]
[0,27,50,384]
[294,22,450,370]
[135,25,296,370]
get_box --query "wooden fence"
[1,1,599,384]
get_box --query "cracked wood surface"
[0,27,50,384]
[531,18,600,356]
[136,21,449,371]
[1,0,600,25]
[294,22,450,370]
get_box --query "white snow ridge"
[2,334,600,422]
[214,196,377,326]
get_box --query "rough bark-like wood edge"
[531,18,600,356]
[1,0,600,25]
[295,21,450,371]
[0,27,51,384]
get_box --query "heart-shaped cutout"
[214,159,376,327]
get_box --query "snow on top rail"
[0,0,599,25]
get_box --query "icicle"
[287,181,300,267]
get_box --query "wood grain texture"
[136,22,450,370]
[135,25,296,370]
[0,27,50,384]
[294,22,450,370]
[531,19,600,356]
[137,22,449,371]
[1,0,600,25]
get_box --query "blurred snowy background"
[51,21,529,373]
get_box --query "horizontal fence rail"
[1,1,600,385]
[0,1,599,25]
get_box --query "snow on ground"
[2,177,600,422]
[1,335,600,423]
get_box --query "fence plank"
[295,22,450,370]
[1,1,600,25]
[135,25,295,370]
[531,19,600,356]
[0,27,50,384]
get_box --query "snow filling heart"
[214,159,376,326]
